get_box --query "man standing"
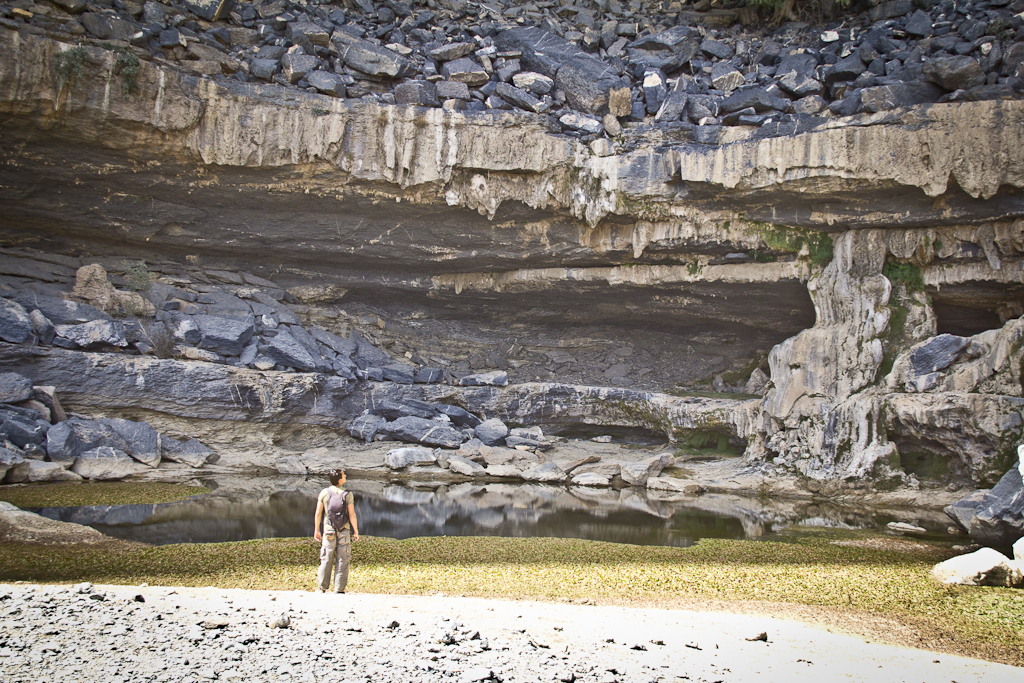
[314,468,360,593]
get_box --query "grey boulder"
[0,372,34,403]
[521,462,566,482]
[923,55,985,91]
[11,293,109,325]
[384,446,437,469]
[195,315,255,357]
[381,416,466,449]
[0,298,33,343]
[460,371,508,387]
[349,413,385,443]
[474,418,509,446]
[6,460,82,483]
[54,320,127,348]
[447,455,486,476]
[72,446,142,480]
[261,329,320,372]
[97,417,161,467]
[621,452,676,486]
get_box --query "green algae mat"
[2,529,1022,667]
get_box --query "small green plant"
[143,322,176,359]
[54,45,87,90]
[988,18,1015,41]
[311,106,329,116]
[121,259,152,292]
[756,223,834,269]
[748,249,775,263]
[113,47,141,100]
[883,261,925,293]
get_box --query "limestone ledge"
[2,30,1022,231]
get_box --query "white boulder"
[932,547,1024,588]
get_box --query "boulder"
[442,57,489,86]
[307,71,345,97]
[495,82,546,113]
[384,446,437,469]
[968,466,1024,547]
[555,56,628,115]
[395,81,440,107]
[923,56,985,91]
[251,58,278,81]
[261,329,320,371]
[860,84,915,113]
[164,312,202,344]
[376,399,438,421]
[485,464,521,478]
[559,112,603,134]
[512,71,553,95]
[932,547,1024,587]
[0,415,48,449]
[184,0,232,22]
[29,310,56,344]
[349,413,385,442]
[71,446,142,480]
[0,445,25,481]
[496,27,627,115]
[460,371,508,387]
[621,452,676,486]
[10,293,109,325]
[521,462,566,482]
[626,25,700,73]
[309,327,356,357]
[6,459,82,483]
[429,42,476,61]
[382,363,415,384]
[434,404,481,428]
[334,37,411,79]
[414,367,444,384]
[195,315,254,357]
[45,419,130,463]
[162,437,216,468]
[54,320,127,348]
[447,455,486,476]
[572,472,610,487]
[0,298,33,343]
[474,418,509,446]
[720,86,790,114]
[436,80,472,100]
[381,416,466,448]
[0,372,33,403]
[97,417,161,467]
[910,334,971,376]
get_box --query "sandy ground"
[15,583,1011,683]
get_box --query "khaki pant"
[317,528,351,593]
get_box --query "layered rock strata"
[0,6,1023,550]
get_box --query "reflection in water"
[34,476,955,547]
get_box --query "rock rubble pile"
[1,0,1022,147]
[0,369,218,483]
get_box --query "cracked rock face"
[0,14,1023,506]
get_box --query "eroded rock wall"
[1,29,1023,489]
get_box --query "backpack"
[326,488,350,531]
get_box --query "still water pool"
[33,476,957,547]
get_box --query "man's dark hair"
[329,469,345,486]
